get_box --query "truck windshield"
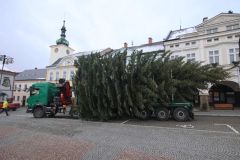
[30,87,40,96]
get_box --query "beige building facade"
[164,11,240,108]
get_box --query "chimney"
[124,42,128,48]
[148,37,153,44]
[203,17,208,22]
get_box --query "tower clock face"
[55,48,58,53]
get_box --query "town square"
[0,0,240,159]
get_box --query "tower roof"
[56,20,69,46]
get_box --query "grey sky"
[0,0,239,71]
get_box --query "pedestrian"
[0,99,9,116]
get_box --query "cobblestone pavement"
[0,108,239,160]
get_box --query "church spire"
[60,20,66,38]
[56,20,69,46]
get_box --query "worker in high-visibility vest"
[0,99,9,116]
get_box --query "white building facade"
[164,11,240,108]
[46,21,113,89]
[0,66,17,102]
[13,68,46,106]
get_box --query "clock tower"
[49,20,74,65]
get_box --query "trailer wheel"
[138,110,149,120]
[156,108,169,121]
[173,107,189,122]
[70,110,80,119]
[33,107,45,118]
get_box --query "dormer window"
[207,39,212,42]
[207,28,218,34]
[226,24,239,31]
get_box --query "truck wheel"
[173,108,189,122]
[156,108,169,121]
[48,112,56,118]
[33,107,45,118]
[138,110,149,120]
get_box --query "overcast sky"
[0,0,239,71]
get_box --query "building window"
[13,96,15,101]
[227,35,233,39]
[187,53,196,62]
[18,84,21,91]
[63,71,67,80]
[209,50,219,64]
[185,42,190,46]
[50,72,53,81]
[214,38,219,41]
[24,84,27,91]
[191,41,196,45]
[2,77,10,87]
[229,48,239,64]
[14,85,17,90]
[170,55,179,60]
[17,96,20,101]
[175,44,179,47]
[207,28,218,34]
[226,24,239,31]
[207,39,212,42]
[70,70,74,80]
[236,48,239,54]
[56,71,59,81]
[170,45,174,48]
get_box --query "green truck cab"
[27,83,59,110]
[27,80,76,118]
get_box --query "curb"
[194,112,240,117]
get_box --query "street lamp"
[0,54,14,85]
[238,36,240,58]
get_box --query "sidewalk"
[194,108,240,117]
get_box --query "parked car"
[0,101,21,111]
